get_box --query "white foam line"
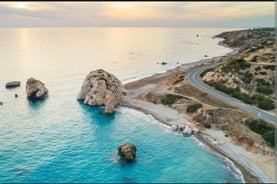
[193,137,245,183]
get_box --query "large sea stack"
[26,77,48,99]
[77,69,127,114]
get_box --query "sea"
[0,27,244,183]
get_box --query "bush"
[262,130,275,147]
[251,56,258,62]
[257,98,274,110]
[263,65,275,71]
[204,123,211,129]
[221,58,250,72]
[256,86,273,95]
[161,94,184,106]
[241,71,253,84]
[256,78,270,86]
[245,119,275,147]
[246,119,272,135]
[186,103,203,113]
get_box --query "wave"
[193,137,245,183]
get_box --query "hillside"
[202,28,275,111]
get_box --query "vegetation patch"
[160,94,185,106]
[204,123,211,129]
[256,85,273,95]
[200,68,214,78]
[221,58,250,72]
[241,71,253,84]
[209,83,274,110]
[245,119,275,147]
[172,75,185,85]
[186,103,203,113]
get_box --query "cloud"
[0,2,274,27]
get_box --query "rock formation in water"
[77,69,127,114]
[26,77,48,99]
[118,143,137,162]
[5,81,21,88]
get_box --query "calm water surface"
[0,27,243,183]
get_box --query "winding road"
[186,62,276,125]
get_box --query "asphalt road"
[186,62,276,125]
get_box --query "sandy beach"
[121,45,275,183]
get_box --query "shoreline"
[120,36,274,183]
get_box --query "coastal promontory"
[77,69,127,114]
[26,77,49,99]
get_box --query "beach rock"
[5,81,21,88]
[26,78,48,99]
[118,143,137,162]
[77,69,127,114]
[172,125,179,131]
[182,125,193,136]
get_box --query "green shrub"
[263,65,275,71]
[204,123,211,129]
[200,68,214,78]
[256,78,270,86]
[161,94,184,106]
[222,58,249,72]
[186,103,203,113]
[246,119,272,135]
[245,119,275,147]
[257,98,274,110]
[251,56,258,62]
[262,130,275,147]
[241,71,253,84]
[256,86,273,95]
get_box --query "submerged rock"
[26,77,48,99]
[118,143,137,162]
[77,69,127,114]
[5,81,21,88]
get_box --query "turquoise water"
[0,27,243,183]
[0,101,242,183]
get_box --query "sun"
[16,2,26,9]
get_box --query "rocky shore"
[121,28,275,183]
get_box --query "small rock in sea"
[196,34,199,37]
[204,55,208,57]
[5,81,21,89]
[0,101,3,105]
[15,94,18,98]
[26,77,49,99]
[161,62,167,65]
[177,62,179,64]
[118,143,137,162]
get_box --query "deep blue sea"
[0,27,243,183]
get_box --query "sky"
[0,1,275,28]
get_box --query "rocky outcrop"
[118,143,137,162]
[26,78,48,99]
[171,124,199,136]
[5,81,21,88]
[77,69,127,114]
